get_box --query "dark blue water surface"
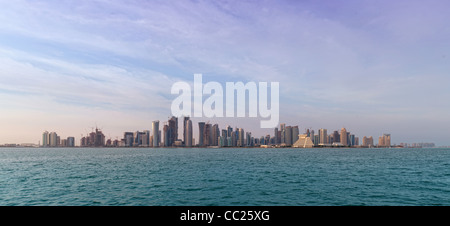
[1,148,449,206]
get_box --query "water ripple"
[1,147,450,206]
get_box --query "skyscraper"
[379,134,391,147]
[212,124,219,146]
[183,116,190,145]
[143,130,150,147]
[198,122,205,147]
[185,119,193,147]
[285,126,292,146]
[92,128,105,147]
[280,123,286,144]
[67,137,75,147]
[227,125,232,138]
[123,132,134,147]
[204,123,212,146]
[238,128,245,147]
[319,128,327,145]
[49,132,58,147]
[42,131,49,147]
[384,134,391,147]
[349,134,355,147]
[332,131,340,144]
[362,136,374,147]
[292,126,299,144]
[221,129,228,138]
[246,132,252,147]
[168,116,178,146]
[163,124,169,147]
[341,128,348,146]
[152,120,160,147]
[274,127,279,144]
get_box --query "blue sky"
[1,0,449,145]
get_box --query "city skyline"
[1,1,450,145]
[31,116,405,148]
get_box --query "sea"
[1,147,449,206]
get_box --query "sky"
[0,0,450,146]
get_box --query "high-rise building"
[123,132,134,147]
[61,139,67,147]
[349,134,355,147]
[49,132,58,147]
[152,120,160,147]
[319,129,327,145]
[218,136,226,147]
[185,119,193,147]
[142,130,150,147]
[212,124,219,146]
[133,131,146,147]
[285,126,292,146]
[222,129,228,138]
[280,123,286,132]
[292,126,299,144]
[378,134,391,147]
[280,123,286,144]
[384,134,391,147]
[183,116,190,145]
[246,132,252,147]
[362,136,374,147]
[332,131,340,144]
[314,134,319,146]
[226,126,232,138]
[274,127,279,144]
[163,124,169,147]
[204,123,212,146]
[198,122,205,147]
[67,137,75,147]
[94,128,105,147]
[168,116,178,147]
[238,128,245,147]
[42,131,49,147]
[341,128,348,146]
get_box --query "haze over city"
[1,0,449,146]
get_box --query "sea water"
[1,147,449,206]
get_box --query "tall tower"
[212,124,219,146]
[183,116,189,145]
[42,131,49,147]
[292,126,299,144]
[227,125,232,138]
[285,126,292,146]
[238,128,245,147]
[319,128,327,145]
[49,132,58,147]
[185,119,193,147]
[198,122,205,147]
[168,116,178,146]
[152,120,160,147]
[163,124,169,147]
[341,128,348,146]
[274,127,279,144]
[205,123,212,146]
[280,123,286,144]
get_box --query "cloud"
[0,0,450,144]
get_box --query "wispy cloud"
[0,0,449,144]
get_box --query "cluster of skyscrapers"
[41,131,75,147]
[40,117,392,148]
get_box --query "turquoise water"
[1,148,449,206]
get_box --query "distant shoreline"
[0,145,446,149]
